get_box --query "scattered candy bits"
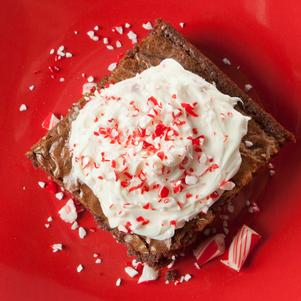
[221,225,261,272]
[193,233,225,266]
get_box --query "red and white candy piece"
[58,199,78,223]
[221,224,261,272]
[42,113,60,130]
[193,233,225,266]
[137,264,159,284]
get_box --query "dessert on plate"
[27,19,294,268]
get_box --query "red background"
[1,1,301,300]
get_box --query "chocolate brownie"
[26,19,294,267]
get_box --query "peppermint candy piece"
[221,224,261,272]
[193,233,225,266]
[137,264,159,284]
[42,112,60,130]
[58,199,78,223]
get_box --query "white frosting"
[69,59,250,240]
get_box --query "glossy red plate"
[1,1,301,300]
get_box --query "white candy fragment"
[124,266,138,278]
[76,264,84,273]
[115,26,123,34]
[38,181,46,188]
[127,31,137,44]
[71,221,79,230]
[19,104,27,112]
[142,21,153,30]
[116,278,122,286]
[179,22,185,28]
[222,58,231,65]
[58,199,78,223]
[244,84,253,92]
[108,62,117,72]
[51,243,63,252]
[138,264,159,283]
[244,140,253,147]
[185,175,198,185]
[55,192,64,200]
[95,258,102,264]
[29,85,35,91]
[78,226,87,239]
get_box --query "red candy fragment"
[136,216,150,225]
[221,225,261,272]
[159,186,169,198]
[193,233,225,266]
[181,102,199,117]
[42,113,60,130]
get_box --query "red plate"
[1,1,301,300]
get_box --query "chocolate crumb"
[165,269,179,282]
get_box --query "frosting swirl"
[69,59,250,240]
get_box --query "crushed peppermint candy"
[55,191,64,200]
[94,25,99,31]
[49,48,55,55]
[38,181,46,188]
[179,22,185,28]
[95,258,102,264]
[115,26,123,34]
[244,84,253,92]
[116,40,122,48]
[93,253,99,258]
[124,266,138,278]
[244,140,253,147]
[82,82,97,95]
[127,30,137,44]
[47,216,53,222]
[78,226,87,239]
[124,22,131,28]
[106,45,114,50]
[87,30,99,41]
[28,85,35,91]
[59,77,65,82]
[19,104,27,112]
[71,221,79,230]
[51,243,63,252]
[142,21,153,30]
[108,62,117,72]
[45,223,50,229]
[184,274,192,282]
[76,264,84,273]
[58,199,77,223]
[87,76,94,83]
[103,37,109,44]
[116,278,122,286]
[222,57,231,65]
[185,175,198,185]
[138,264,159,284]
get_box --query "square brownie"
[27,19,294,267]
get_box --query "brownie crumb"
[165,269,179,282]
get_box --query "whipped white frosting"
[69,59,250,240]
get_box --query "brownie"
[26,19,294,267]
